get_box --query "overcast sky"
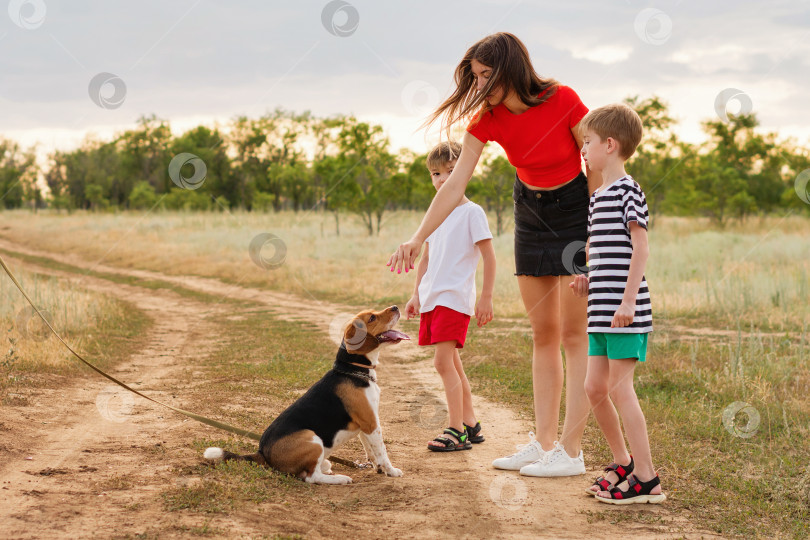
[1,0,808,162]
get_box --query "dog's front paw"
[384,467,403,477]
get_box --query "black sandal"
[596,473,667,505]
[585,456,634,495]
[464,422,485,444]
[428,427,472,452]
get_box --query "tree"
[161,188,211,211]
[116,114,173,202]
[228,114,272,208]
[778,142,810,213]
[696,113,778,224]
[471,155,513,236]
[265,109,313,211]
[625,96,689,220]
[84,184,109,212]
[331,118,398,235]
[50,193,74,213]
[400,151,435,210]
[252,191,275,212]
[684,159,743,226]
[170,125,233,206]
[281,161,314,211]
[312,153,349,235]
[230,109,312,210]
[23,178,44,211]
[0,99,802,221]
[311,117,352,234]
[263,162,286,212]
[128,181,158,210]
[47,139,120,209]
[0,138,37,210]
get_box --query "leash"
[0,252,262,442]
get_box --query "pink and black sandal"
[428,427,472,452]
[595,473,667,505]
[584,456,634,495]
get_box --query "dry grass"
[1,211,808,331]
[0,257,149,405]
[0,264,131,369]
[1,208,808,536]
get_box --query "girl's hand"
[569,274,589,297]
[387,239,422,274]
[404,296,420,319]
[475,296,494,327]
[611,302,635,328]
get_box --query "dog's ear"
[344,317,378,355]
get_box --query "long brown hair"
[427,32,558,135]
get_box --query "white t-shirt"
[419,201,493,316]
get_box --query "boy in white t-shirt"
[405,141,496,452]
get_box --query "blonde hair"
[426,141,462,171]
[579,103,643,160]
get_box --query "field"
[0,208,808,538]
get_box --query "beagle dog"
[204,306,408,484]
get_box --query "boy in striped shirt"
[570,103,665,505]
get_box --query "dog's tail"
[203,447,267,466]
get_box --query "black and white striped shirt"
[587,175,652,333]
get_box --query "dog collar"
[333,365,376,383]
[337,344,374,366]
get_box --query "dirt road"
[0,238,712,539]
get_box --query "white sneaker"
[492,432,548,470]
[520,441,586,477]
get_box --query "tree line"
[1,97,808,234]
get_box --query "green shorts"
[588,332,649,362]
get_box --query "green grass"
[177,307,335,434]
[161,309,388,533]
[168,300,810,537]
[161,307,338,508]
[168,521,224,537]
[163,459,302,514]
[461,318,810,538]
[3,211,808,537]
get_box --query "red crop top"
[466,85,588,188]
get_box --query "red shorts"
[418,305,471,348]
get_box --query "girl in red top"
[388,32,600,477]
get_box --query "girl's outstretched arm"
[387,132,485,273]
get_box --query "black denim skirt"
[513,171,589,276]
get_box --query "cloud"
[0,0,807,155]
[569,45,633,65]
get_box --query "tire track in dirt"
[0,255,232,538]
[0,238,717,539]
